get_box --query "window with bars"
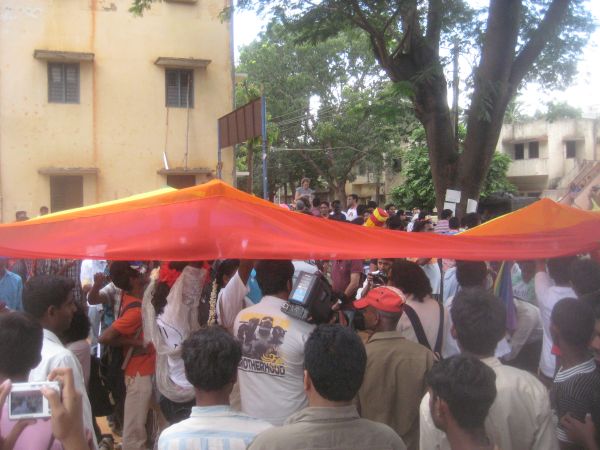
[48,63,80,103]
[566,140,577,159]
[528,141,539,159]
[165,69,194,108]
[514,143,525,160]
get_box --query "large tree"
[229,0,594,214]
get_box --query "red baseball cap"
[353,286,406,313]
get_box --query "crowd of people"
[0,194,599,450]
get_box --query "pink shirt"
[1,404,62,450]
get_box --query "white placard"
[443,202,456,215]
[445,189,462,203]
[467,198,478,213]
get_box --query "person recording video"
[357,258,394,299]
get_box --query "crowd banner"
[0,180,598,261]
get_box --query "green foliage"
[390,128,516,209]
[534,101,582,123]
[237,20,417,198]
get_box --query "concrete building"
[497,118,600,208]
[0,0,234,222]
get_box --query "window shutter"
[65,64,80,103]
[166,70,180,107]
[48,63,65,102]
[180,71,193,108]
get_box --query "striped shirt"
[551,358,600,444]
[158,405,272,450]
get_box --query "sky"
[233,3,600,116]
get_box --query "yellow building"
[0,0,234,221]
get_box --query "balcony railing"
[507,158,548,177]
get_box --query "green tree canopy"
[391,127,516,210]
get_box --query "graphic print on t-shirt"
[237,312,289,377]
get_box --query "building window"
[528,141,539,159]
[167,175,196,189]
[165,69,194,108]
[50,176,83,212]
[566,140,577,159]
[48,63,80,103]
[514,143,524,160]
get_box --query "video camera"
[281,271,337,324]
[370,270,388,287]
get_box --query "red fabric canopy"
[0,180,597,261]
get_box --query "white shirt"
[420,357,559,450]
[420,261,441,295]
[233,295,315,425]
[29,329,98,449]
[346,207,358,221]
[216,272,251,334]
[505,299,543,361]
[80,259,108,289]
[535,271,576,377]
[396,295,449,351]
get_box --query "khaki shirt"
[248,405,406,450]
[358,331,434,450]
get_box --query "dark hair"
[387,214,405,231]
[216,259,240,291]
[356,204,367,217]
[367,200,378,209]
[0,312,43,377]
[255,260,294,296]
[320,201,330,208]
[152,262,188,316]
[551,298,594,348]
[109,261,140,291]
[463,212,481,229]
[418,211,428,220]
[455,261,488,288]
[312,197,321,208]
[348,194,358,202]
[62,304,91,344]
[547,256,576,286]
[582,290,600,311]
[570,259,600,296]
[384,203,395,211]
[23,275,75,319]
[351,217,365,225]
[427,355,497,430]
[449,217,460,230]
[389,260,432,301]
[451,288,506,356]
[441,209,453,220]
[304,324,366,401]
[182,326,241,391]
[413,219,432,233]
[332,199,341,208]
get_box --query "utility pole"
[261,95,268,200]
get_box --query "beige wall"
[0,0,233,221]
[498,119,599,194]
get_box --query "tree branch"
[425,0,443,51]
[509,0,571,86]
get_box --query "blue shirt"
[158,405,272,450]
[0,270,23,311]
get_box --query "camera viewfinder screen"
[290,273,312,305]
[10,390,43,416]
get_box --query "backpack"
[99,300,142,409]
[403,301,444,359]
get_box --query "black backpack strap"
[434,301,444,355]
[403,305,432,351]
[119,301,142,317]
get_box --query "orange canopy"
[0,180,598,261]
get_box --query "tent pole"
[261,95,268,200]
